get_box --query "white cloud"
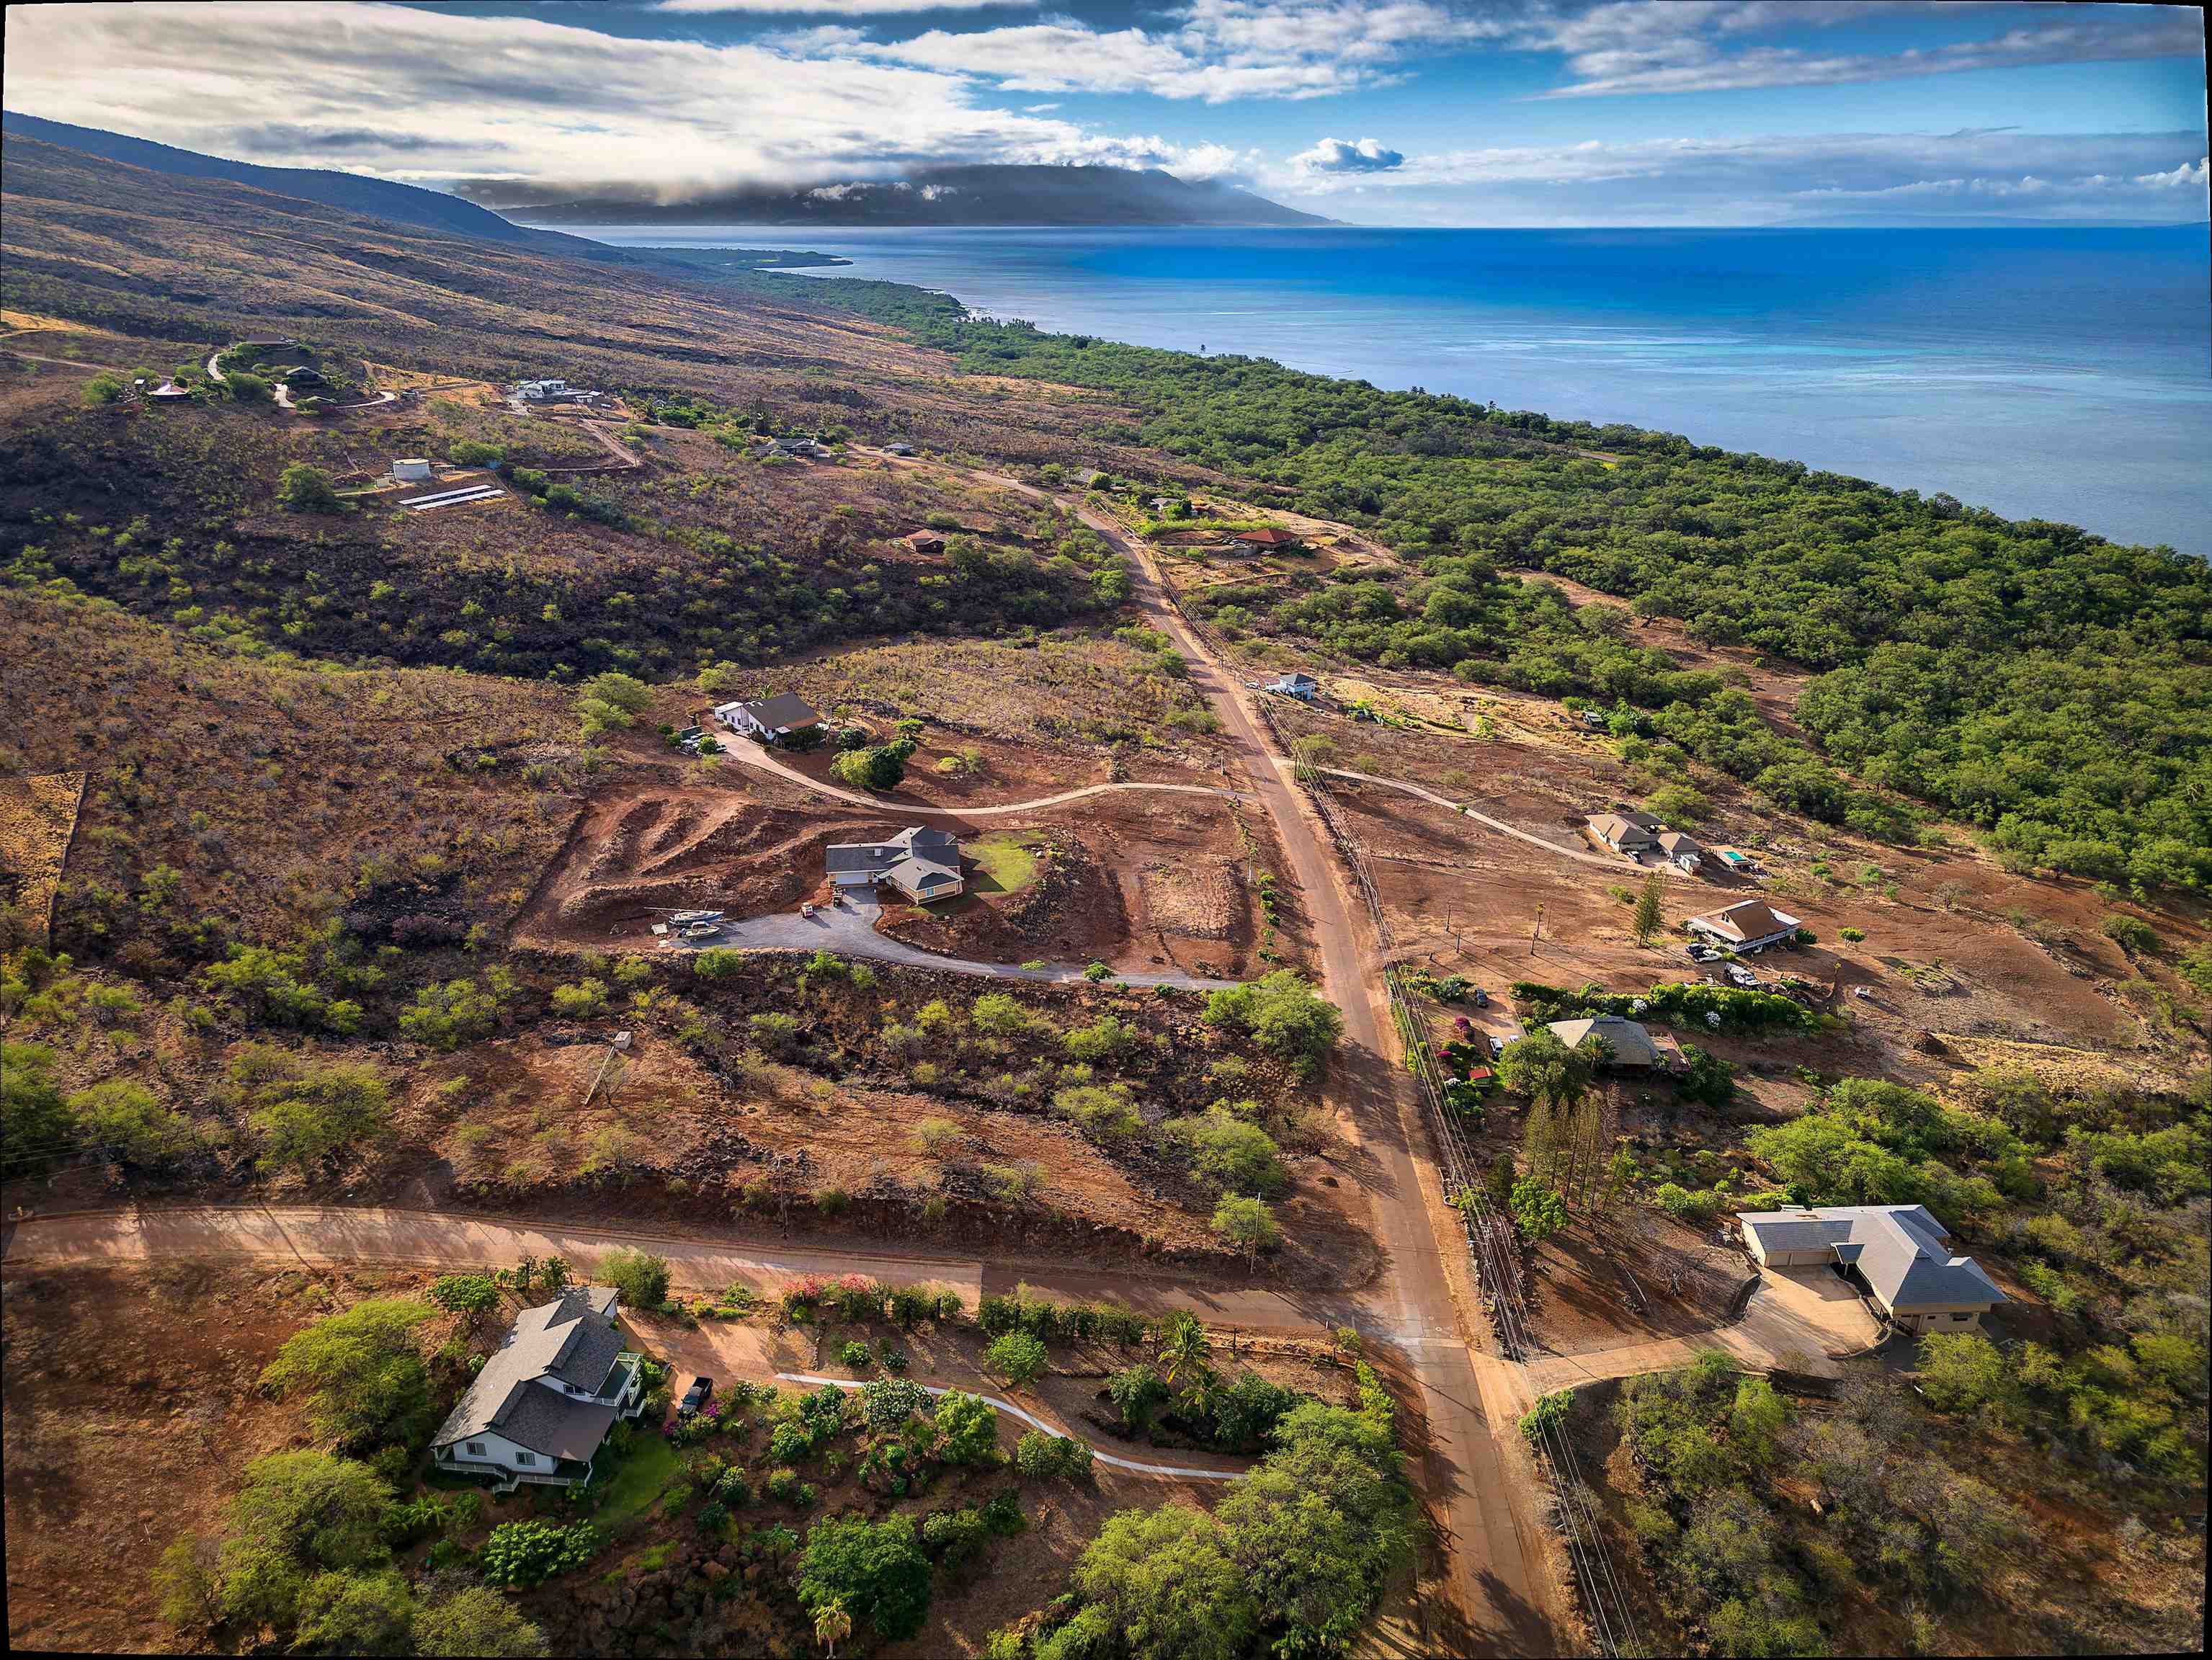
[655,0,1035,13]
[1292,136,1406,175]
[1529,1,2204,99]
[0,1,1231,192]
[1265,127,2210,225]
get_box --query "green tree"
[1916,1332,2019,1420]
[231,1050,389,1174]
[277,463,343,514]
[1510,1177,1567,1241]
[1157,1311,1213,1388]
[83,371,128,405]
[1202,971,1343,1067]
[933,1390,1002,1464]
[798,1514,932,1643]
[215,1452,392,1629]
[1166,1109,1287,1197]
[599,1248,670,1309]
[2,1041,74,1174]
[1109,1363,1170,1432]
[292,1569,416,1655]
[479,1521,602,1587]
[1072,1504,1254,1660]
[259,1300,436,1450]
[69,1078,194,1164]
[226,369,271,403]
[428,1274,501,1319]
[1213,1195,1280,1265]
[1632,872,1667,946]
[412,1586,548,1658]
[829,741,911,793]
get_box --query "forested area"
[815,284,2212,890]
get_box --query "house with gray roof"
[826,825,965,904]
[431,1285,647,1491]
[716,692,822,746]
[1738,1205,2007,1333]
[1543,1014,1676,1070]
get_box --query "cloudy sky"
[4,0,2206,224]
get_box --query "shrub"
[1212,1195,1280,1262]
[479,1522,602,1587]
[550,978,609,1017]
[1518,1391,1571,1448]
[412,1585,547,1657]
[858,1377,930,1432]
[70,1078,195,1165]
[2102,914,2158,955]
[1014,1430,1094,1483]
[1051,1082,1142,1143]
[1838,927,1865,942]
[1510,1177,1567,1241]
[985,1331,1049,1386]
[277,463,342,513]
[691,948,745,980]
[933,1391,1002,1465]
[599,1249,670,1309]
[922,1506,993,1571]
[428,1274,501,1318]
[841,1341,875,1373]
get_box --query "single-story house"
[516,378,569,401]
[716,693,822,746]
[1231,527,1303,553]
[1739,1205,2007,1333]
[1268,672,1321,701]
[391,458,433,483]
[884,442,916,456]
[283,365,326,385]
[1543,1014,1674,1069]
[147,380,192,402]
[901,530,947,553]
[826,826,965,904]
[1657,830,1704,873]
[432,1285,648,1491]
[1687,898,1801,953]
[1587,811,1662,855]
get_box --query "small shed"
[391,458,433,483]
[884,442,916,456]
[901,530,947,554]
[146,380,192,401]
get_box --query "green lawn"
[594,1432,679,1530]
[968,833,1042,896]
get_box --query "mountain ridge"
[460,163,1334,228]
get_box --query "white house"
[1687,898,1801,953]
[391,458,432,483]
[826,826,965,904]
[516,378,569,401]
[431,1285,648,1491]
[1739,1205,2007,1334]
[715,693,822,746]
[1268,672,1321,702]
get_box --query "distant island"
[459,164,1333,228]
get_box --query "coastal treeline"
[817,287,2212,889]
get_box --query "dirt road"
[1059,499,1571,1654]
[0,1205,1341,1337]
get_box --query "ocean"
[556,224,2212,555]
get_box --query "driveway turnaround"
[665,898,1245,991]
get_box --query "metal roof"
[1740,1206,2006,1312]
[432,1286,626,1458]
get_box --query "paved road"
[726,738,1245,821]
[1059,496,1571,1655]
[666,897,1245,990]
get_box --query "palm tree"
[814,1599,852,1659]
[1157,1311,1212,1388]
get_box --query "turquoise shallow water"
[558,223,2212,554]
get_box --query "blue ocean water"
[559,224,2212,554]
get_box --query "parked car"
[1471,987,1490,1009]
[1725,963,1760,989]
[1486,1034,1508,1060]
[678,1376,715,1419]
[1685,943,1720,963]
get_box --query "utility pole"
[1528,903,1544,957]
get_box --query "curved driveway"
[1321,767,1658,875]
[669,897,1244,990]
[726,740,1245,820]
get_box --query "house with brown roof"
[1587,811,1662,855]
[901,529,947,553]
[1657,829,1704,872]
[1230,527,1303,553]
[1687,898,1801,952]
